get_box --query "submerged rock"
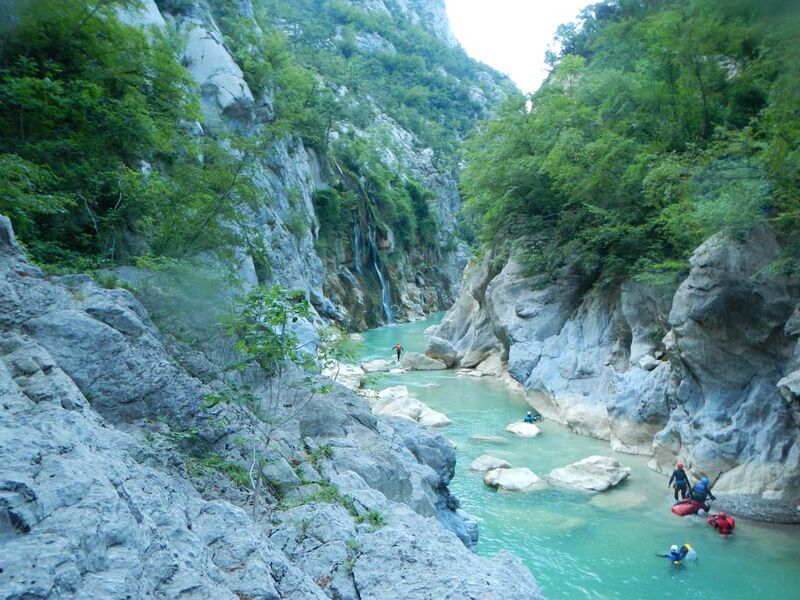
[470,454,512,471]
[470,434,508,445]
[547,455,631,492]
[506,421,542,437]
[484,467,543,492]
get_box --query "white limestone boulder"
[470,455,512,472]
[483,468,543,492]
[547,455,631,492]
[401,351,447,371]
[361,359,390,372]
[505,422,542,438]
[322,361,364,390]
[418,407,453,428]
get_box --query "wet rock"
[505,422,542,437]
[425,335,458,367]
[400,351,447,371]
[547,455,631,492]
[483,467,543,492]
[469,455,512,471]
[361,358,390,372]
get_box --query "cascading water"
[353,217,363,275]
[368,226,394,323]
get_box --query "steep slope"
[430,228,800,523]
[0,214,542,598]
[1,0,514,330]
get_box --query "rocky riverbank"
[427,228,800,523]
[0,215,541,599]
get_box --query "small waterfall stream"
[368,226,394,323]
[353,217,363,275]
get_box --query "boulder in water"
[425,336,458,367]
[470,455,512,472]
[505,422,542,437]
[484,467,543,492]
[418,407,453,428]
[361,359,390,372]
[373,394,451,429]
[400,351,447,371]
[547,455,631,492]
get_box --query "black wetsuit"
[668,468,691,501]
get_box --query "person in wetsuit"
[708,512,735,535]
[668,462,692,502]
[688,477,716,512]
[523,410,543,424]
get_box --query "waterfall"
[353,217,363,275]
[368,226,394,323]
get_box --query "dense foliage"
[462,0,800,286]
[0,0,266,266]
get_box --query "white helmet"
[527,411,532,415]
[670,545,678,553]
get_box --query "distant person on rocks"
[668,462,692,501]
[393,343,404,362]
[523,410,542,424]
[688,477,716,512]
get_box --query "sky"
[444,0,593,94]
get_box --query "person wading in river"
[393,343,403,363]
[668,463,692,502]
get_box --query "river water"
[357,316,800,600]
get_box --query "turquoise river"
[357,315,800,600]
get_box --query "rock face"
[430,229,800,521]
[484,468,543,492]
[118,0,511,332]
[505,422,543,438]
[547,456,631,492]
[0,216,541,599]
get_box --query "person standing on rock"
[668,462,692,502]
[393,343,404,362]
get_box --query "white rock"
[469,455,512,472]
[322,361,364,390]
[400,352,447,371]
[505,422,542,437]
[547,455,631,492]
[638,354,660,371]
[378,385,410,402]
[374,395,451,429]
[418,407,452,428]
[349,333,365,342]
[389,368,406,374]
[483,468,543,492]
[361,359,390,372]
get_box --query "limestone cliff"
[428,228,800,522]
[0,213,542,598]
[117,0,509,330]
